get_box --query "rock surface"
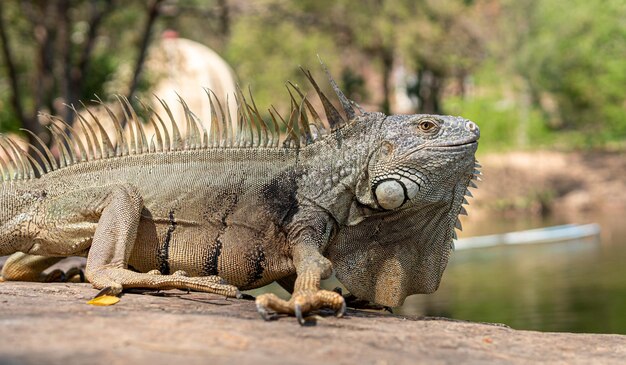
[1,282,625,364]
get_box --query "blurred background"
[0,0,624,334]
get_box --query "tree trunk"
[126,0,163,106]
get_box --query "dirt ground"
[1,281,625,365]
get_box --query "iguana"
[0,67,480,324]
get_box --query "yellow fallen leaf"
[87,295,120,306]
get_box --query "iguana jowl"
[0,68,480,324]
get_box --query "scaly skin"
[0,72,480,324]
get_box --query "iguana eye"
[418,119,437,132]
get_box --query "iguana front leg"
[255,215,345,324]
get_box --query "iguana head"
[362,114,479,211]
[326,112,480,307]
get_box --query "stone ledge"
[0,282,624,364]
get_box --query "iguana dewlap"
[0,67,480,324]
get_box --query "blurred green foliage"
[498,0,626,149]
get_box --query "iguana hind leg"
[1,252,61,282]
[84,184,240,299]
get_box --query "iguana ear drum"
[373,179,408,210]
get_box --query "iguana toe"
[43,267,85,283]
[94,285,123,298]
[172,270,188,277]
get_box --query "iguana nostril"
[465,121,478,132]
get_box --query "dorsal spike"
[177,94,200,149]
[0,139,19,180]
[268,109,281,148]
[45,125,67,168]
[150,103,171,152]
[21,149,44,178]
[94,96,128,156]
[455,218,463,231]
[73,112,96,161]
[225,95,235,148]
[124,96,148,153]
[205,89,222,148]
[49,121,77,164]
[233,89,251,147]
[188,109,206,148]
[136,119,148,153]
[20,128,56,172]
[127,98,149,154]
[287,81,329,135]
[116,96,137,155]
[23,141,50,175]
[7,138,35,179]
[149,136,155,153]
[298,97,314,145]
[148,118,163,152]
[236,86,256,147]
[53,116,87,162]
[247,104,264,146]
[0,138,23,179]
[286,86,313,145]
[81,101,115,158]
[136,99,164,153]
[0,144,9,181]
[234,87,245,147]
[66,104,96,161]
[200,128,208,148]
[459,206,468,216]
[318,58,358,121]
[271,105,293,148]
[11,140,35,179]
[156,96,182,151]
[286,101,301,149]
[247,86,270,148]
[301,68,345,129]
[208,90,230,147]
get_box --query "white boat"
[454,223,601,250]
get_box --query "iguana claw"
[256,301,276,321]
[94,286,120,298]
[336,300,346,318]
[294,303,305,325]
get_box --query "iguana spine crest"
[0,70,362,182]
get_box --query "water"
[395,213,626,334]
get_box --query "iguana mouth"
[430,140,478,149]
